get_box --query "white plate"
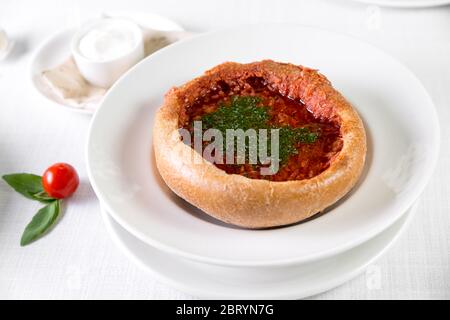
[350,0,450,7]
[101,203,416,299]
[87,24,439,267]
[30,12,184,114]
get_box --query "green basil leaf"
[2,173,53,202]
[32,191,56,203]
[20,200,60,246]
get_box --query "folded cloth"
[41,28,192,112]
[42,58,106,111]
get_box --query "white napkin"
[42,58,106,110]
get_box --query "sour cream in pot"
[78,21,140,62]
[71,18,144,88]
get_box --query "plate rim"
[87,23,440,267]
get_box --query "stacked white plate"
[86,24,439,299]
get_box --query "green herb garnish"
[2,173,54,203]
[20,200,61,246]
[203,96,270,131]
[2,173,62,246]
[200,95,319,165]
[276,127,319,164]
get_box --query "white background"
[1,0,449,299]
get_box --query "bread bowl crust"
[153,60,366,228]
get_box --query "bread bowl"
[153,60,366,228]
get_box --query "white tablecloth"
[1,0,449,299]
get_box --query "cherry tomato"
[42,163,79,199]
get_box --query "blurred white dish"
[0,28,14,60]
[87,24,439,267]
[350,0,450,7]
[101,203,416,299]
[30,12,184,114]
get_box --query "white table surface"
[1,0,449,300]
